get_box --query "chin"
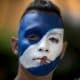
[25,55,61,76]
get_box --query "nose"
[38,41,49,52]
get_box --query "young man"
[11,0,67,80]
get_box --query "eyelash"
[26,34,59,43]
[49,37,59,43]
[26,34,39,41]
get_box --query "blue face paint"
[18,11,63,56]
[18,11,64,76]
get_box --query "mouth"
[32,56,52,65]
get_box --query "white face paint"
[20,29,64,69]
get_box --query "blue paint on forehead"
[19,11,63,31]
[18,11,64,56]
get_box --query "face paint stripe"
[18,11,64,76]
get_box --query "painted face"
[18,11,64,76]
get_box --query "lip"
[32,56,51,64]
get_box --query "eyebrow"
[25,25,41,33]
[48,32,63,38]
[49,32,62,35]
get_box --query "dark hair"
[21,0,62,20]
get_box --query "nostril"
[38,48,49,52]
[45,49,49,52]
[38,48,43,51]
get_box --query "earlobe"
[61,41,68,59]
[11,37,18,55]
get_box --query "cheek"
[18,39,30,56]
[48,42,63,60]
[51,42,63,53]
[20,42,40,58]
[19,44,41,68]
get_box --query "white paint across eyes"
[19,29,64,68]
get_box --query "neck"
[15,65,53,80]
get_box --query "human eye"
[49,37,59,43]
[27,34,39,41]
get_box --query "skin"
[11,11,67,80]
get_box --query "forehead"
[19,11,63,33]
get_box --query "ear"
[61,41,68,59]
[11,37,18,55]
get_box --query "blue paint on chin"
[27,55,61,76]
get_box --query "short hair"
[21,0,62,20]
